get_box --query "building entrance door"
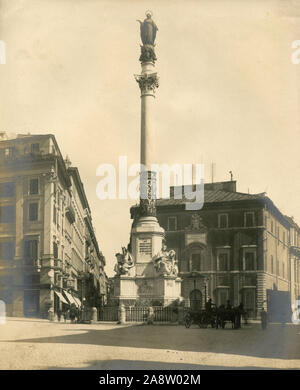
[217,288,229,307]
[189,289,202,310]
[24,290,40,317]
[242,288,256,318]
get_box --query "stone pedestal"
[131,216,164,277]
[113,276,137,305]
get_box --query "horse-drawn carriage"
[184,304,245,329]
[184,308,217,328]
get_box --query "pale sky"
[1,0,300,276]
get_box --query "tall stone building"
[131,180,300,319]
[0,133,107,318]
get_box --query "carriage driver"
[205,298,215,313]
[226,300,232,310]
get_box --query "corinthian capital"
[134,73,159,95]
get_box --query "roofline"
[130,196,295,229]
[68,167,91,213]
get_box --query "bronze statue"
[137,11,158,46]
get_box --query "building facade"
[0,133,107,318]
[131,180,300,319]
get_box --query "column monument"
[113,12,182,307]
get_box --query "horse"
[216,305,236,329]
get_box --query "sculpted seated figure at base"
[153,242,179,277]
[114,246,134,276]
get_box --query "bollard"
[0,300,6,324]
[147,306,154,325]
[91,307,98,323]
[48,307,54,322]
[118,303,126,324]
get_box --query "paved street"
[0,318,299,370]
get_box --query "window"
[217,275,229,286]
[0,182,15,197]
[0,205,15,223]
[191,253,201,271]
[3,147,14,159]
[283,231,285,245]
[29,179,38,195]
[244,274,256,286]
[53,242,58,259]
[218,252,229,271]
[244,250,256,270]
[0,241,14,260]
[218,214,228,228]
[283,263,285,278]
[271,255,274,274]
[29,203,38,221]
[271,220,274,233]
[53,205,56,224]
[24,240,38,266]
[30,143,40,153]
[244,212,255,227]
[167,216,177,231]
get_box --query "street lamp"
[204,276,210,304]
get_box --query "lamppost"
[204,276,210,304]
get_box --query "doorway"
[24,290,40,317]
[189,289,202,310]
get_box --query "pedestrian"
[57,308,62,322]
[261,307,267,330]
[205,298,212,313]
[235,303,243,329]
[62,309,67,323]
[69,304,76,323]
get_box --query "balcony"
[53,258,62,270]
[77,271,91,281]
[62,263,71,277]
[66,205,75,224]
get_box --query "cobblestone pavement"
[0,318,299,370]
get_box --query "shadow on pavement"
[48,359,282,370]
[3,323,300,361]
